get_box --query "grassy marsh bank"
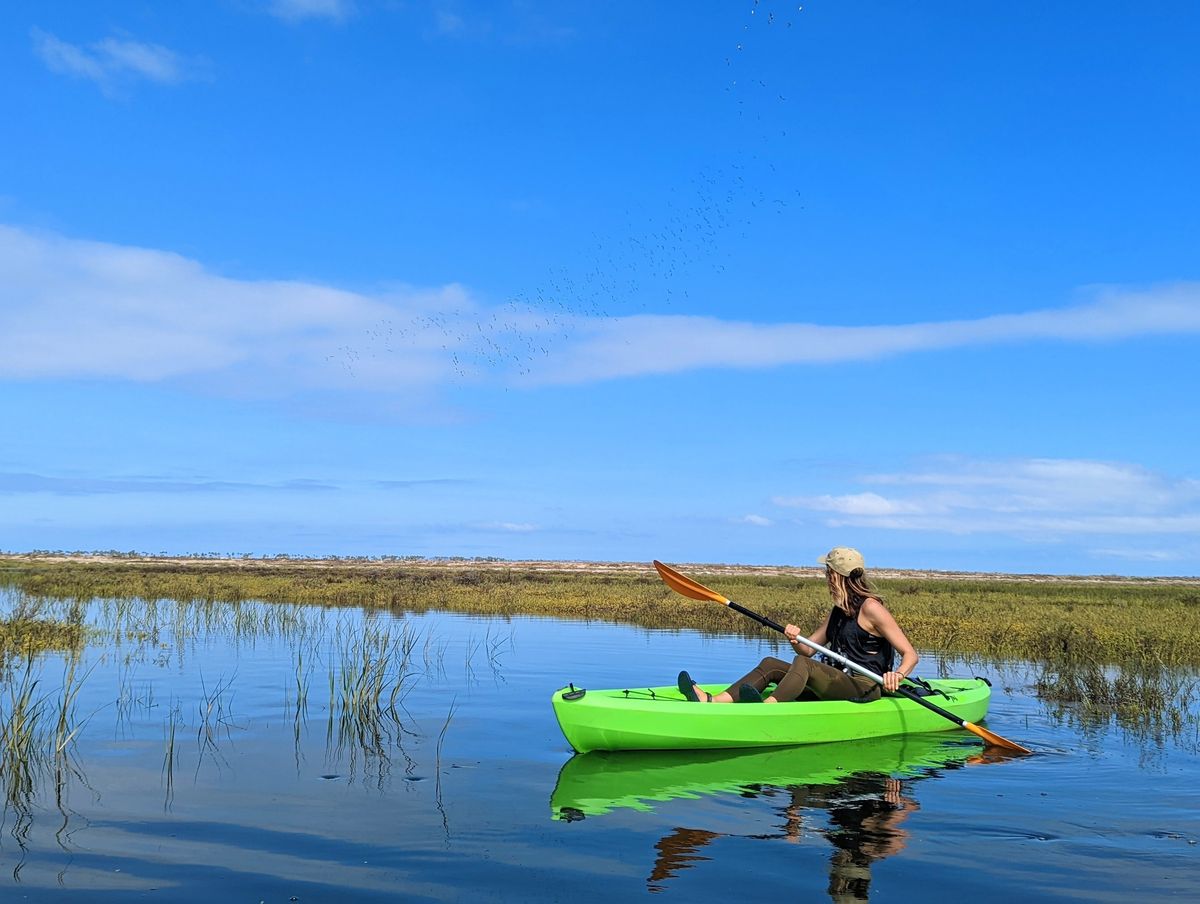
[3,556,1198,667]
[0,590,85,661]
[0,556,1196,776]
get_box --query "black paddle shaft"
[728,601,785,633]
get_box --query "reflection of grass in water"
[1032,636,1199,749]
[434,698,456,838]
[196,671,239,770]
[0,652,89,861]
[1013,619,1200,746]
[0,593,505,855]
[464,625,512,683]
[96,595,324,651]
[163,701,181,810]
[323,622,423,786]
[1,657,44,813]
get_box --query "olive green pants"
[724,655,880,703]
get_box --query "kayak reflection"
[552,734,985,901]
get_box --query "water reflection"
[0,599,502,886]
[647,773,919,900]
[643,773,917,900]
[553,735,987,901]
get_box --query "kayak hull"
[551,678,992,753]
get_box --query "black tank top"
[826,604,894,675]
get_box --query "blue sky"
[2,1,1199,575]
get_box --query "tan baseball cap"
[818,546,865,576]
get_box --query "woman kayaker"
[678,547,919,704]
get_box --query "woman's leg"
[769,659,880,703]
[718,657,791,701]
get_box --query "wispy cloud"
[1088,547,1185,563]
[0,225,480,397]
[373,478,474,489]
[5,225,1200,401]
[474,521,539,533]
[424,2,574,44]
[736,514,774,527]
[532,284,1200,384]
[32,29,203,93]
[774,456,1200,538]
[433,7,467,36]
[0,472,338,496]
[268,0,355,22]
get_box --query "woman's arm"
[860,599,919,692]
[784,610,831,658]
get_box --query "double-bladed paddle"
[653,559,1031,754]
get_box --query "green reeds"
[4,557,1197,753]
[163,701,181,810]
[5,559,1199,666]
[319,621,424,786]
[0,653,89,828]
[434,697,456,837]
[0,590,84,660]
[196,672,238,769]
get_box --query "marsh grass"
[196,672,239,771]
[163,701,181,810]
[434,698,456,837]
[3,559,1197,755]
[0,583,516,842]
[320,621,428,787]
[0,591,84,661]
[6,560,1198,665]
[0,653,89,846]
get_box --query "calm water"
[1,595,1197,902]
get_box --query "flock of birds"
[328,3,808,386]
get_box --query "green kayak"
[551,677,992,753]
[551,731,981,818]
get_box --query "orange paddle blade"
[653,560,731,605]
[963,720,1033,754]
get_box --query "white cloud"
[32,29,201,92]
[476,521,538,533]
[737,514,774,527]
[0,472,337,496]
[774,456,1200,539]
[0,224,478,394]
[434,9,466,35]
[269,0,354,22]
[5,225,1200,402]
[530,283,1200,384]
[773,492,929,517]
[1088,547,1185,562]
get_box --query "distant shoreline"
[2,551,1197,586]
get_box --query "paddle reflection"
[552,735,983,901]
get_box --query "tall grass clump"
[323,620,425,783]
[0,654,88,824]
[0,591,85,660]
